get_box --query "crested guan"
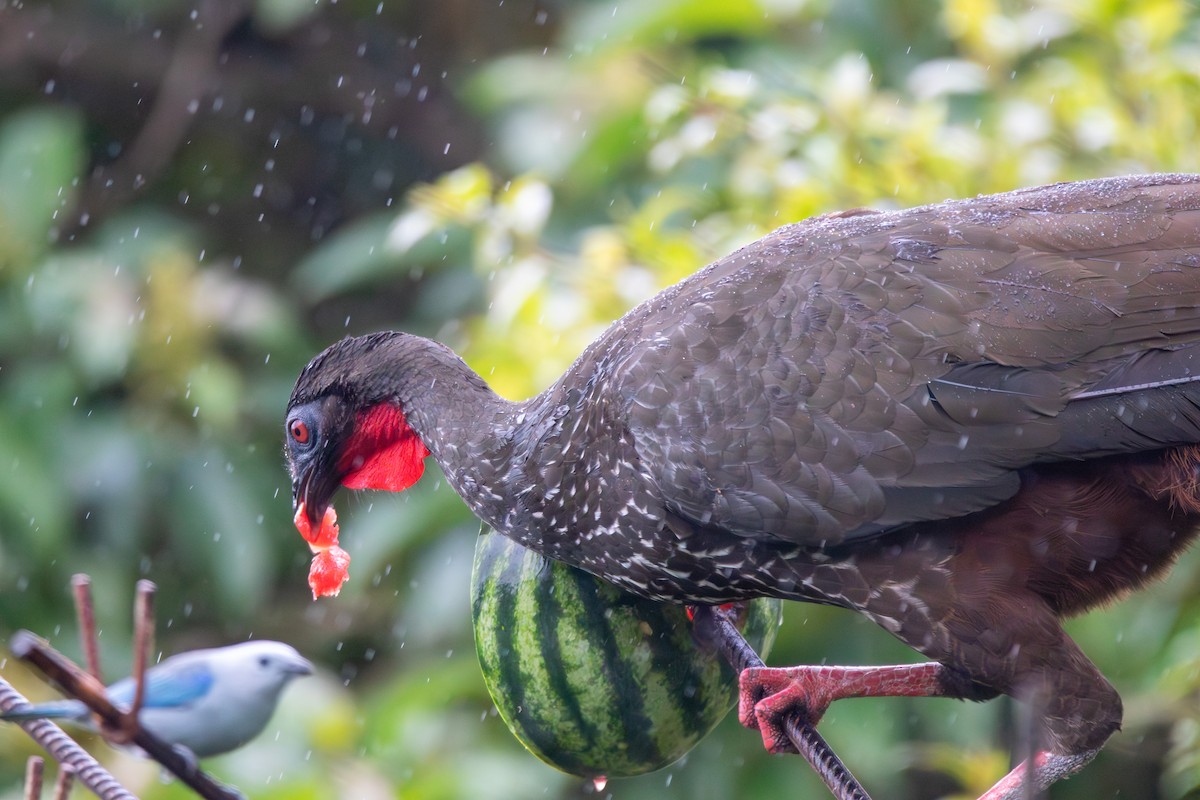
[286,173,1200,797]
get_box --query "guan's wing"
[614,175,1200,546]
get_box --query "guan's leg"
[739,662,966,753]
[730,592,1121,799]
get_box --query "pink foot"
[977,749,1100,800]
[739,663,948,754]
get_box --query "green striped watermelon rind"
[471,527,783,778]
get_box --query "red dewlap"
[339,404,429,493]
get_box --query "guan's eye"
[289,418,311,445]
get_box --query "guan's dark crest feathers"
[286,174,1200,793]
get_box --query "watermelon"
[471,527,782,778]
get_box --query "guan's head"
[285,332,431,528]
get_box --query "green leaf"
[291,213,453,302]
[0,107,85,272]
[567,0,814,51]
[253,0,323,34]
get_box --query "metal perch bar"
[0,678,136,800]
[690,605,873,800]
[52,763,76,800]
[24,756,43,800]
[126,580,156,740]
[71,575,103,685]
[69,575,157,743]
[27,756,76,800]
[10,629,246,800]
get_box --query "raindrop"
[593,776,607,792]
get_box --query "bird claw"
[738,666,831,755]
[171,744,200,778]
[98,713,141,747]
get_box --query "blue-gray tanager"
[2,640,313,758]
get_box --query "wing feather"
[107,660,215,710]
[604,175,1200,547]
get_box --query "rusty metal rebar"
[691,604,873,800]
[0,678,135,800]
[10,629,245,800]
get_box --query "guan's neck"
[383,337,526,526]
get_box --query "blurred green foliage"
[1,0,1200,798]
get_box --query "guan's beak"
[293,461,342,529]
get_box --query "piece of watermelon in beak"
[293,501,350,599]
[308,545,351,599]
[294,502,340,547]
